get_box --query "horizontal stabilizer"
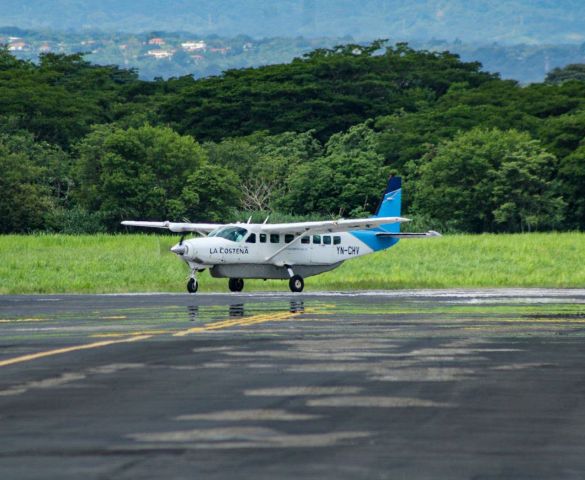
[375,230,441,239]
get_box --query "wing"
[259,216,409,235]
[261,216,410,262]
[121,220,223,235]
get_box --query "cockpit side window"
[214,226,248,242]
[246,233,256,243]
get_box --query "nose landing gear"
[228,278,245,292]
[187,277,198,293]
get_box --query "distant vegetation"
[4,27,585,83]
[1,233,584,293]
[2,40,585,234]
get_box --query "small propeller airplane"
[122,177,440,293]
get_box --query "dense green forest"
[1,41,585,234]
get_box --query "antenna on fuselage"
[247,216,252,224]
[263,216,270,224]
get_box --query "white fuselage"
[174,224,374,275]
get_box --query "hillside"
[3,28,585,83]
[1,0,585,44]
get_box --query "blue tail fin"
[374,176,401,233]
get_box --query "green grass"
[1,233,584,294]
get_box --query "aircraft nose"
[170,244,187,255]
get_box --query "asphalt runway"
[2,290,585,479]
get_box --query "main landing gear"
[286,266,304,293]
[228,278,244,292]
[289,275,304,293]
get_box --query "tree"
[205,130,322,211]
[180,163,241,222]
[0,131,70,233]
[74,124,208,227]
[545,64,585,84]
[558,146,585,229]
[161,41,495,142]
[412,128,565,233]
[279,123,390,216]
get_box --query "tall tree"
[74,124,211,226]
[412,128,565,232]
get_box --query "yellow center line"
[91,330,172,338]
[0,309,310,367]
[173,311,303,337]
[0,335,153,368]
[0,318,45,323]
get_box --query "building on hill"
[146,49,174,59]
[182,41,207,51]
[8,41,27,51]
[210,47,230,54]
[148,38,166,46]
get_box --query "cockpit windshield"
[207,226,248,242]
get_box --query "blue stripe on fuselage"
[350,230,399,252]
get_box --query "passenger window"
[301,236,310,244]
[270,234,280,243]
[323,236,331,245]
[285,234,294,244]
[313,235,321,245]
[246,233,256,243]
[333,236,341,245]
[259,233,267,243]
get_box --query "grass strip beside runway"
[1,233,584,293]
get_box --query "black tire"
[187,278,198,293]
[228,278,244,292]
[289,275,304,293]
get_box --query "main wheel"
[187,277,198,293]
[228,278,244,292]
[289,275,304,293]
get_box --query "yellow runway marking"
[0,335,152,368]
[0,318,45,323]
[91,330,171,338]
[0,308,308,367]
[173,311,303,337]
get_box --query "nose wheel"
[289,275,304,293]
[187,277,198,293]
[228,278,244,292]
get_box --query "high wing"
[259,216,409,235]
[261,216,411,262]
[121,221,222,235]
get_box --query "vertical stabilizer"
[374,176,401,233]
